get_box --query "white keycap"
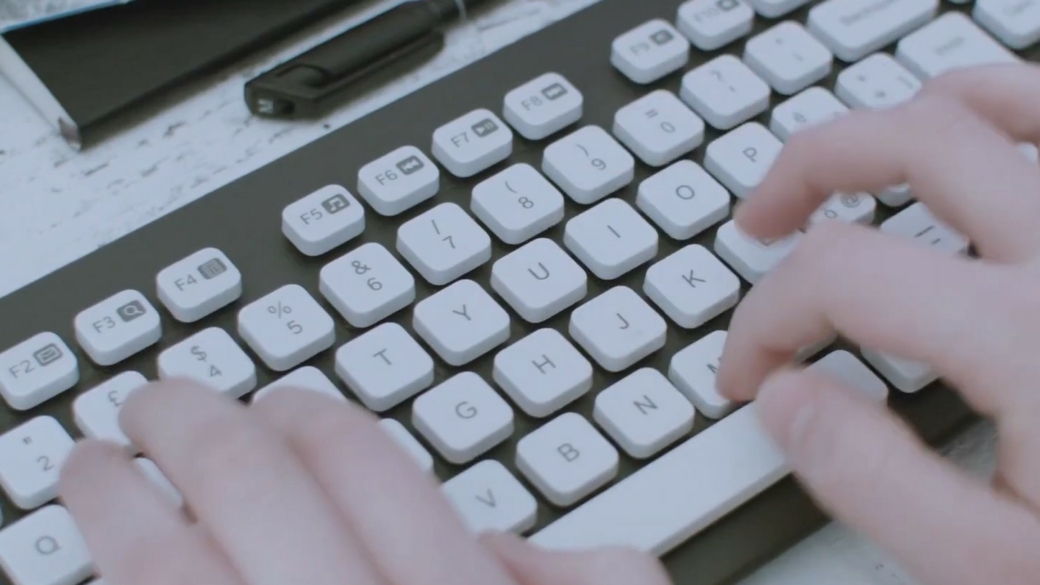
[542,126,636,205]
[563,199,658,280]
[610,19,691,84]
[443,460,538,534]
[808,0,939,62]
[747,0,811,17]
[835,53,922,110]
[644,245,741,329]
[282,185,365,257]
[503,73,584,140]
[636,160,731,240]
[493,329,593,418]
[809,192,877,226]
[412,372,514,464]
[680,55,770,130]
[0,333,78,411]
[320,242,416,327]
[74,290,162,366]
[516,412,618,507]
[704,123,783,199]
[158,328,257,398]
[357,145,440,216]
[432,109,513,178]
[569,286,667,372]
[335,323,435,412]
[0,418,74,510]
[1021,142,1040,165]
[877,184,915,208]
[613,90,705,167]
[491,239,587,324]
[744,22,833,95]
[861,349,937,393]
[251,366,345,403]
[770,87,850,141]
[134,458,183,507]
[0,506,92,585]
[237,284,336,372]
[880,202,969,254]
[810,350,889,402]
[669,331,734,419]
[413,280,511,366]
[379,419,434,473]
[714,220,801,284]
[594,368,696,459]
[677,0,755,51]
[397,202,492,286]
[471,163,565,245]
[975,0,1040,49]
[896,12,1018,78]
[156,248,242,323]
[73,372,148,448]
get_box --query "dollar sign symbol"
[190,345,207,362]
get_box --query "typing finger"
[920,63,1040,146]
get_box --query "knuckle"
[182,416,273,489]
[790,220,855,271]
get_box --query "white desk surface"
[0,1,996,583]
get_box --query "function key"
[73,372,148,449]
[158,328,257,398]
[156,247,242,323]
[542,125,635,205]
[613,90,705,167]
[282,185,365,257]
[0,506,92,585]
[503,72,584,140]
[74,290,162,366]
[320,243,416,328]
[431,109,513,178]
[471,163,565,245]
[681,55,770,130]
[237,284,335,372]
[0,417,74,510]
[677,0,755,51]
[0,333,78,411]
[743,21,833,96]
[357,145,440,216]
[610,19,690,84]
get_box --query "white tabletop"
[0,1,995,583]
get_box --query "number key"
[613,90,705,167]
[542,125,635,205]
[320,243,416,327]
[73,372,148,449]
[471,163,565,245]
[237,284,336,371]
[0,418,74,510]
[397,202,492,285]
[0,333,78,411]
[158,328,257,398]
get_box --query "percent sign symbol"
[267,302,293,319]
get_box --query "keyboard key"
[397,202,492,286]
[471,163,565,245]
[156,248,242,323]
[896,12,1018,78]
[677,0,755,51]
[157,328,257,398]
[643,245,741,329]
[491,239,587,324]
[669,331,734,419]
[413,280,511,366]
[714,219,801,283]
[542,126,635,205]
[0,418,74,510]
[680,55,770,130]
[0,333,78,411]
[861,349,936,393]
[770,87,850,140]
[73,372,148,449]
[564,199,658,280]
[809,193,877,226]
[613,90,705,167]
[635,160,731,240]
[569,286,667,372]
[282,185,365,257]
[704,122,782,199]
[74,290,162,366]
[379,419,434,473]
[335,323,434,412]
[810,350,889,401]
[974,0,1040,49]
[593,368,696,459]
[357,146,440,216]
[747,0,811,17]
[880,202,969,254]
[493,329,593,418]
[835,53,922,110]
[516,412,618,507]
[251,366,345,404]
[503,72,584,140]
[134,458,183,507]
[610,19,690,84]
[744,21,833,95]
[0,506,92,585]
[237,284,336,372]
[432,109,513,177]
[320,243,416,327]
[412,372,514,464]
[443,460,538,534]
[808,0,939,62]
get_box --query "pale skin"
[58,63,1040,585]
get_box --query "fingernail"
[755,370,818,453]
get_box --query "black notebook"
[0,0,362,149]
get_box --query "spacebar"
[530,404,788,555]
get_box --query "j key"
[320,242,416,327]
[282,185,365,257]
[493,328,593,418]
[743,21,833,95]
[74,290,162,366]
[0,418,74,510]
[896,12,1018,78]
[635,160,731,240]
[593,368,696,459]
[412,372,514,464]
[681,55,770,130]
[676,0,755,51]
[357,146,440,216]
[0,333,78,411]
[516,412,619,507]
[569,286,667,372]
[335,322,434,412]
[808,0,939,61]
[542,125,636,205]
[611,19,691,84]
[397,202,492,286]
[443,460,538,534]
[432,109,513,178]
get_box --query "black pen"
[245,0,493,118]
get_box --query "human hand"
[58,380,672,585]
[718,63,1040,585]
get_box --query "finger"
[735,95,1040,262]
[920,63,1040,145]
[59,440,244,585]
[481,532,672,585]
[755,368,1040,585]
[995,405,1040,511]
[252,388,518,585]
[120,380,382,585]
